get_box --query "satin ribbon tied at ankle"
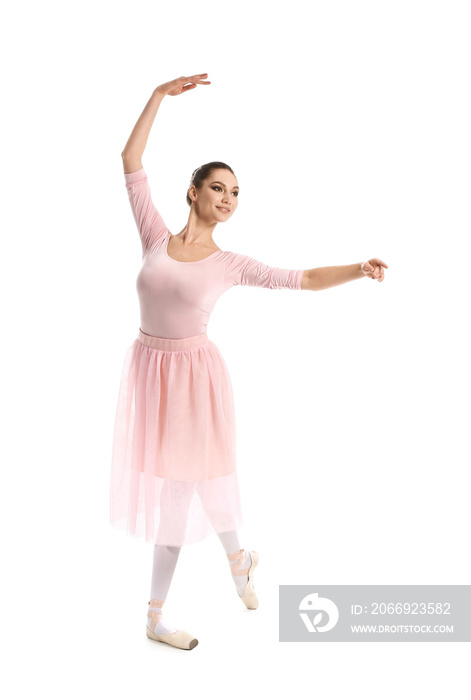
[147,598,165,627]
[227,548,250,576]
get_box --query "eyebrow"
[210,181,240,190]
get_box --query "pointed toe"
[239,550,259,610]
[146,626,199,650]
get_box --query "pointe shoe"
[228,549,259,610]
[146,599,198,650]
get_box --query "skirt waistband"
[137,328,209,351]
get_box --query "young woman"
[109,73,388,651]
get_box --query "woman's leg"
[156,479,196,545]
[148,479,196,636]
[194,482,252,596]
[150,544,181,600]
[217,530,252,596]
[216,529,241,554]
[148,544,181,635]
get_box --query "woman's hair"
[186,161,236,206]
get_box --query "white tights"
[148,530,246,635]
[150,530,242,600]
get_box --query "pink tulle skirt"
[109,328,243,546]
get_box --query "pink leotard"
[125,168,304,338]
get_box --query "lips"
[216,206,230,212]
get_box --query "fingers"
[180,79,211,92]
[372,265,385,282]
[362,261,386,281]
[362,262,375,276]
[363,258,388,281]
[179,74,211,94]
[182,73,210,84]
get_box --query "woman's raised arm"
[121,74,211,174]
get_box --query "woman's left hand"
[361,258,388,282]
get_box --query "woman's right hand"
[156,74,211,97]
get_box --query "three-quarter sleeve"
[124,168,168,256]
[224,252,304,290]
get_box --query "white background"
[2,0,470,696]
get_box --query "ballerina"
[110,73,388,650]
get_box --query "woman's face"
[191,168,239,222]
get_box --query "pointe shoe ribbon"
[227,548,250,576]
[227,548,259,610]
[146,599,198,650]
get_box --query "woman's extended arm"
[121,74,211,174]
[121,90,164,173]
[301,258,388,290]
